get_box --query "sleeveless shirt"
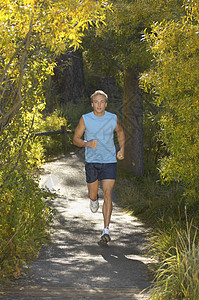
[82,111,117,163]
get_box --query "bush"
[115,169,184,225]
[151,219,199,299]
[115,170,199,299]
[59,99,92,133]
[140,0,199,200]
[0,109,58,281]
[35,110,70,158]
[0,169,54,281]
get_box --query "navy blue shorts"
[85,163,117,183]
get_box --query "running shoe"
[101,226,111,243]
[90,195,99,213]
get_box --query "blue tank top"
[82,111,117,163]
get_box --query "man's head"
[90,90,108,103]
[90,90,108,116]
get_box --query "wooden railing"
[34,126,70,149]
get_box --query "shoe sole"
[101,234,111,243]
[90,200,99,213]
[98,239,109,247]
[90,206,99,213]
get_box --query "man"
[73,90,125,244]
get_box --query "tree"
[0,0,108,279]
[140,0,199,199]
[52,49,86,106]
[83,0,184,175]
[123,67,144,175]
[0,0,109,184]
[0,0,107,133]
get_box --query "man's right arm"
[73,117,98,149]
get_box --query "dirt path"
[1,151,152,299]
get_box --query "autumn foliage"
[0,0,198,285]
[140,0,199,199]
[0,0,107,279]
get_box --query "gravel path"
[0,150,152,299]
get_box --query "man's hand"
[115,117,125,161]
[117,150,124,160]
[86,139,98,149]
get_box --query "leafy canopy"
[83,0,184,77]
[140,0,199,199]
[0,0,108,279]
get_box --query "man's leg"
[102,179,115,228]
[87,179,99,201]
[87,180,100,213]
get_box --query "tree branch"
[0,114,35,189]
[0,18,33,134]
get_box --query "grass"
[151,218,199,299]
[115,169,185,226]
[115,167,199,299]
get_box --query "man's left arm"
[115,117,125,160]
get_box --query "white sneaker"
[101,227,111,243]
[90,197,99,213]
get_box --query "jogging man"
[73,90,125,244]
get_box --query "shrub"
[59,99,91,133]
[140,0,199,200]
[34,110,70,158]
[0,169,54,280]
[151,219,199,299]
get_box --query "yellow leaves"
[1,0,107,61]
[0,1,108,229]
[184,0,199,22]
[140,1,199,195]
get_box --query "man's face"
[92,94,107,115]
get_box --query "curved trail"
[1,151,152,299]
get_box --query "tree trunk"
[53,49,86,104]
[121,67,144,176]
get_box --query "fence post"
[61,126,67,152]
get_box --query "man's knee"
[103,189,112,200]
[89,192,98,201]
[87,180,99,201]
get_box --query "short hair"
[90,90,108,102]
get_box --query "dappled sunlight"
[7,152,151,298]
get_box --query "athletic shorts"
[85,162,117,183]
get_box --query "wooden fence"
[34,125,70,150]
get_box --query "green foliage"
[151,219,199,299]
[83,0,184,75]
[0,170,55,280]
[35,110,69,158]
[0,0,108,280]
[140,0,199,199]
[116,165,199,299]
[142,94,163,173]
[0,0,108,134]
[0,110,46,187]
[59,99,92,133]
[82,0,185,175]
[115,169,186,224]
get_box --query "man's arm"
[73,117,98,149]
[115,117,125,160]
